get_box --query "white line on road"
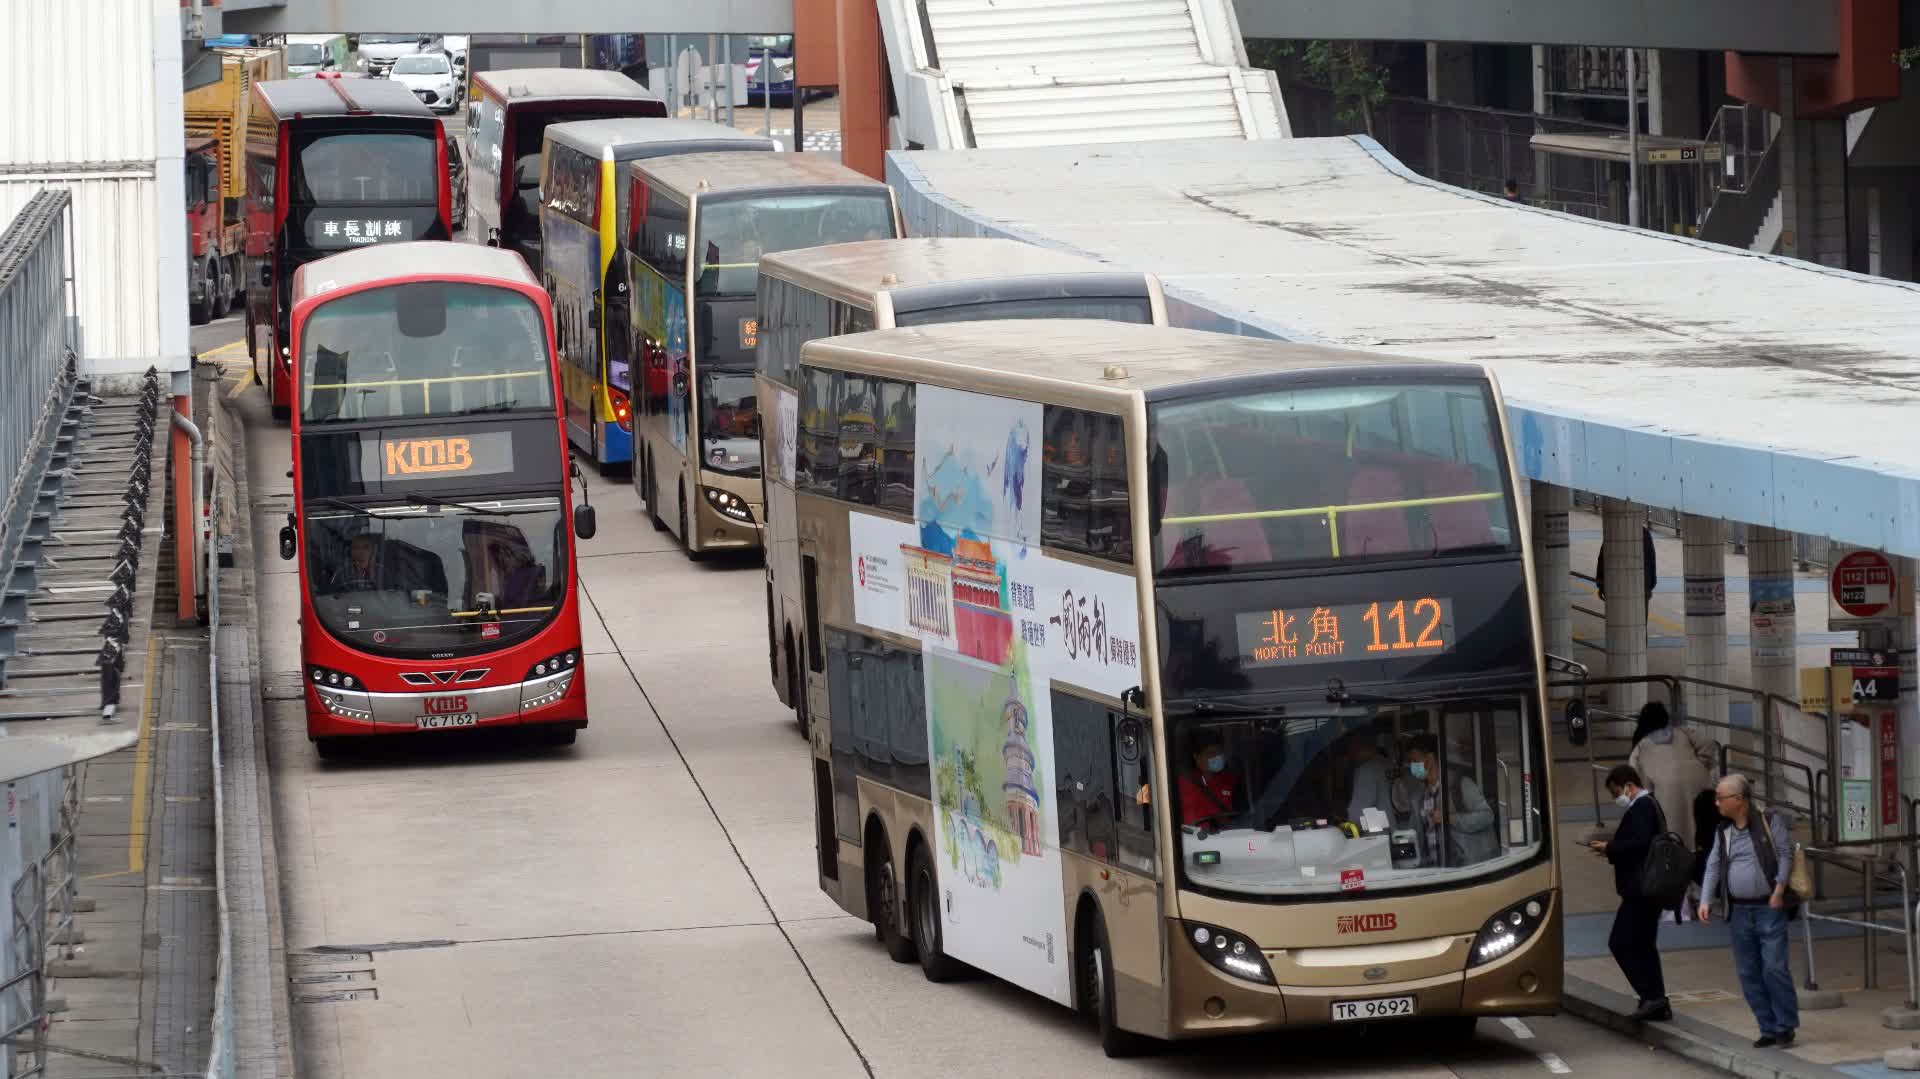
[1538,1051,1571,1074]
[1501,1017,1536,1039]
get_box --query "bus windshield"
[695,192,894,297]
[300,282,554,425]
[1152,382,1513,572]
[700,368,759,476]
[1172,696,1542,897]
[290,127,438,204]
[304,497,567,658]
[894,295,1154,327]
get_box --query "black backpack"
[1636,800,1693,905]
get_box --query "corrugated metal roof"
[1,0,158,167]
[889,135,1920,555]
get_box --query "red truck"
[185,134,243,324]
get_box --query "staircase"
[1698,103,1880,255]
[876,0,1289,151]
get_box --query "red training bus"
[245,75,454,421]
[276,241,596,758]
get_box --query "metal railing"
[204,383,233,1079]
[1800,847,1919,1006]
[1557,672,1828,829]
[96,369,161,724]
[0,190,79,691]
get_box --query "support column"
[835,0,889,178]
[1532,482,1571,697]
[1892,558,1919,811]
[1530,45,1549,203]
[1602,498,1649,716]
[1682,515,1730,727]
[1747,524,1800,705]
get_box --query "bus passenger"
[1343,731,1393,828]
[1178,729,1239,826]
[1403,733,1496,866]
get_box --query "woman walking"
[1628,701,1717,922]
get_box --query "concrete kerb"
[1563,975,1849,1079]
[206,380,296,1077]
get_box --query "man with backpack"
[1589,764,1673,1021]
[1697,773,1801,1048]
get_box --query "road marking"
[227,366,257,399]
[200,340,247,358]
[1501,1017,1536,1039]
[1538,1052,1571,1074]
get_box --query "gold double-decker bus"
[623,153,898,557]
[788,319,1559,1054]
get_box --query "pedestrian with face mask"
[1178,729,1239,826]
[1590,764,1671,1022]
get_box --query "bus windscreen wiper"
[401,492,556,516]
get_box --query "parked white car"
[389,52,460,113]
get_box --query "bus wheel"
[314,737,347,762]
[784,631,806,738]
[1423,1016,1477,1042]
[677,482,705,562]
[644,457,666,531]
[865,828,915,963]
[1081,909,1148,1058]
[908,843,964,983]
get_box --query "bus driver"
[1178,729,1240,826]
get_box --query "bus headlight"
[1183,921,1273,985]
[703,487,754,524]
[1468,892,1553,968]
[521,650,579,709]
[308,666,372,721]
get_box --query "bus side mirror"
[278,525,297,561]
[1565,699,1588,748]
[573,504,597,540]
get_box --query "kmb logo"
[384,436,473,476]
[1336,913,1397,934]
[422,695,468,715]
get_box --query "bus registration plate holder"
[415,713,479,730]
[1331,996,1416,1022]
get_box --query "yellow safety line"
[1572,579,1688,636]
[226,367,257,400]
[84,634,164,881]
[1162,491,1503,526]
[200,340,247,358]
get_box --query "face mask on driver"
[1204,754,1226,774]
[1407,761,1428,781]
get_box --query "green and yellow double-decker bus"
[538,119,777,470]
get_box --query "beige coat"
[1628,725,1716,848]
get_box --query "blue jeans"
[1729,903,1799,1035]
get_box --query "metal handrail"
[204,387,233,1079]
[1800,846,1918,1007]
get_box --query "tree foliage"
[1248,39,1389,136]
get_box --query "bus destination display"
[1233,597,1456,668]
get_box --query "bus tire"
[784,630,806,737]
[908,842,964,983]
[1423,1016,1477,1042]
[677,481,704,562]
[1081,908,1148,1058]
[314,737,347,761]
[865,823,916,964]
[644,456,666,531]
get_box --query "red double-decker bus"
[276,241,596,758]
[245,75,454,421]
